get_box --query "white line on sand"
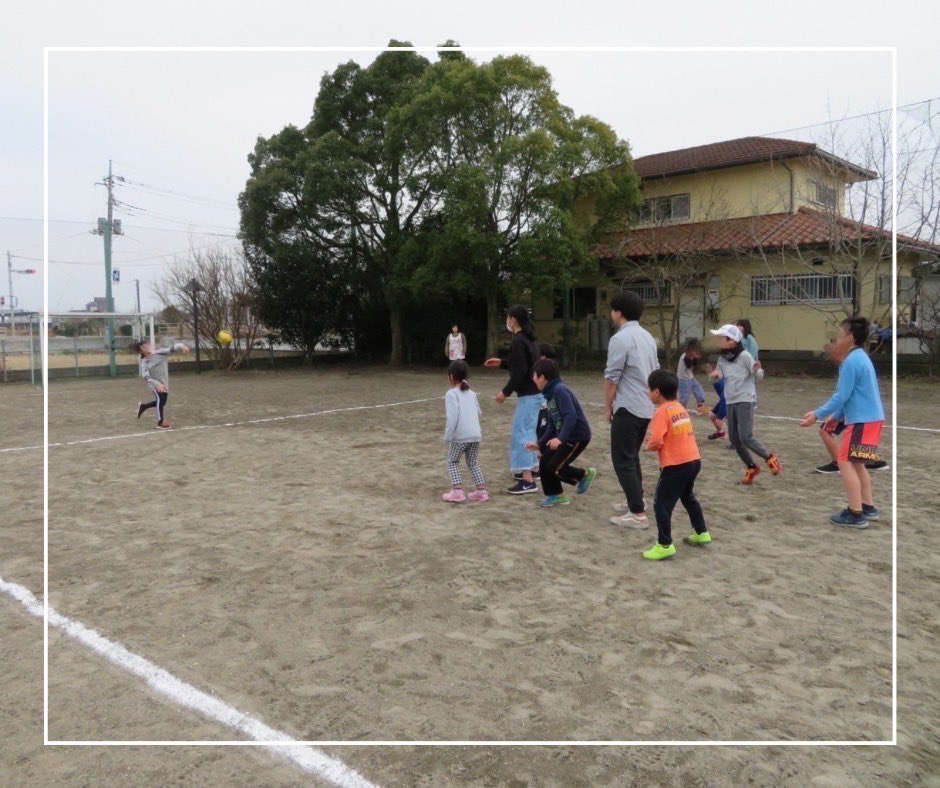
[581,402,940,434]
[0,396,444,454]
[0,576,379,788]
[1,393,936,456]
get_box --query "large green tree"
[239,44,437,363]
[238,124,357,357]
[240,46,641,361]
[402,53,642,354]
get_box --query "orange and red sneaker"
[742,465,761,485]
[766,453,783,476]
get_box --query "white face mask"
[506,320,513,332]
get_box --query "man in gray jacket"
[604,291,660,528]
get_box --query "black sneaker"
[865,460,889,472]
[814,461,839,474]
[505,481,538,495]
[136,402,146,419]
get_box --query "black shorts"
[820,420,847,436]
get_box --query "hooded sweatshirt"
[538,378,592,448]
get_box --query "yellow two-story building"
[535,136,939,355]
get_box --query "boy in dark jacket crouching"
[526,359,596,508]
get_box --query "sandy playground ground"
[1,365,938,786]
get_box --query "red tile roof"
[594,207,940,259]
[632,137,876,181]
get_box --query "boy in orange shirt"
[641,369,712,560]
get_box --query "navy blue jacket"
[538,378,592,447]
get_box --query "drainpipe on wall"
[779,159,795,214]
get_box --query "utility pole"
[6,252,37,338]
[104,160,116,377]
[95,160,123,377]
[6,251,14,337]
[134,278,141,312]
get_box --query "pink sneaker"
[442,489,467,503]
[467,489,490,502]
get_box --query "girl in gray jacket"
[442,360,488,503]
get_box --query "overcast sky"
[1,0,937,316]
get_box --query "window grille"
[750,273,856,305]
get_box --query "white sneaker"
[610,512,649,529]
[612,500,647,514]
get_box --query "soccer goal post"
[42,312,156,381]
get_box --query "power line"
[761,97,939,137]
[11,250,193,266]
[119,178,236,208]
[0,216,92,224]
[115,205,239,233]
[122,224,239,237]
[8,230,96,255]
[0,215,239,237]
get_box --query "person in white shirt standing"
[604,291,660,528]
[445,324,467,361]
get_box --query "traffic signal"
[0,296,5,305]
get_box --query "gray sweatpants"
[727,402,770,466]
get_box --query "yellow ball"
[217,330,233,346]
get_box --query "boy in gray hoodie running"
[132,340,190,429]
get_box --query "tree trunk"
[485,292,501,358]
[388,302,404,365]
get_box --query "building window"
[639,193,690,223]
[552,287,597,319]
[879,274,918,305]
[751,273,856,305]
[622,279,672,304]
[811,180,838,210]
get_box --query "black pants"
[140,390,169,423]
[539,440,589,496]
[653,459,707,547]
[610,408,650,514]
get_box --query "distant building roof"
[595,207,940,259]
[632,137,877,182]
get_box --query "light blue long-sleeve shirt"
[815,347,885,424]
[741,334,759,361]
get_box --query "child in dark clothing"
[676,338,708,415]
[534,343,559,444]
[702,358,727,439]
[642,369,711,560]
[514,342,559,482]
[526,359,595,508]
